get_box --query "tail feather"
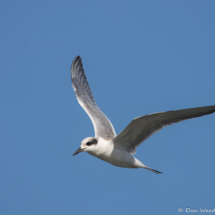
[144,166,163,174]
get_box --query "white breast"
[88,138,138,168]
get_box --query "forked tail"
[144,166,163,174]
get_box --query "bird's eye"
[86,142,92,146]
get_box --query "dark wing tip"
[73,55,81,61]
[70,56,97,105]
[71,56,81,69]
[71,56,83,80]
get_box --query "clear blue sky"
[1,1,215,215]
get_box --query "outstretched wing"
[113,105,215,153]
[71,56,116,140]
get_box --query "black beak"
[72,147,85,156]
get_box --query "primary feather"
[113,106,215,153]
[71,56,116,140]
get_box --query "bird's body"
[86,137,145,169]
[71,56,215,174]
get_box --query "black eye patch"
[86,142,93,146]
[86,139,98,146]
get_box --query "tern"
[71,56,215,174]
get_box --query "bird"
[71,56,215,174]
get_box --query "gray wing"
[71,56,116,140]
[113,105,215,154]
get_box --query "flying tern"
[71,56,215,174]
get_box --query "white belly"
[87,139,145,168]
[89,146,139,168]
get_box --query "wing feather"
[71,56,116,140]
[113,106,215,153]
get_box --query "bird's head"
[72,137,98,156]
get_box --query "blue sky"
[1,1,215,214]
